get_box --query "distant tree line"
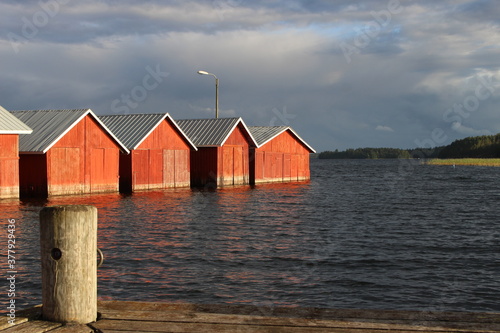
[438,133,500,158]
[318,133,500,159]
[319,148,412,159]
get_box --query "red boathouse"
[99,113,197,192]
[0,106,32,199]
[12,109,129,197]
[176,118,258,187]
[249,126,315,184]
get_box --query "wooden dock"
[1,301,499,333]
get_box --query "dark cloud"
[1,0,500,151]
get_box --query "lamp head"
[197,70,209,75]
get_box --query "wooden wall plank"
[234,146,243,184]
[0,135,18,158]
[132,150,148,190]
[0,134,20,198]
[290,154,298,181]
[148,149,163,189]
[0,159,19,198]
[174,150,190,187]
[222,146,234,185]
[90,148,104,191]
[163,149,175,188]
[283,153,291,181]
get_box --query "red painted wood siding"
[0,135,20,198]
[123,119,192,191]
[172,149,190,188]
[20,115,121,197]
[190,124,251,187]
[88,147,119,193]
[46,147,83,195]
[252,130,311,184]
[48,115,120,195]
[131,149,188,190]
[220,124,250,186]
[138,119,190,150]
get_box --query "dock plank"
[0,320,61,333]
[48,324,94,333]
[97,301,500,323]
[97,301,500,331]
[1,301,499,333]
[0,317,29,330]
[98,308,499,332]
[0,305,42,331]
[92,319,414,333]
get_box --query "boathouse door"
[163,149,190,188]
[222,145,247,185]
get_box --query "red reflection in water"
[1,182,313,308]
[95,188,197,287]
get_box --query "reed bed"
[425,158,500,166]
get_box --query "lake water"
[1,159,499,314]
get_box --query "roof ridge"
[175,117,240,121]
[11,108,90,110]
[100,113,168,117]
[249,125,289,128]
[11,109,91,113]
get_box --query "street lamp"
[197,70,219,118]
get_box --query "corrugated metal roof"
[249,126,316,153]
[176,117,257,147]
[11,109,129,154]
[0,105,32,134]
[99,113,166,149]
[249,126,288,147]
[99,113,197,151]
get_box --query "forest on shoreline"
[319,133,500,159]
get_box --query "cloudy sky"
[1,0,500,151]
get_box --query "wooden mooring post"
[39,205,98,324]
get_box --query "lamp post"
[197,70,219,118]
